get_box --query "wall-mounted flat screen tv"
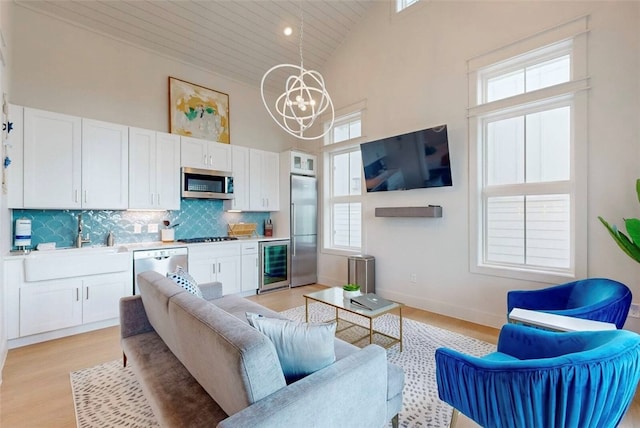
[360,124,452,193]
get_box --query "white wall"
[7,3,296,152]
[319,1,640,329]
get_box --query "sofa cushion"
[251,317,337,383]
[213,294,287,321]
[167,266,203,298]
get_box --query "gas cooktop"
[177,236,238,243]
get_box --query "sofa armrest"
[199,281,223,301]
[217,345,389,428]
[119,295,154,338]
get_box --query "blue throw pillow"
[250,317,336,383]
[167,266,203,298]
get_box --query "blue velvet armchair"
[507,278,632,329]
[436,324,640,428]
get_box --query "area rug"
[70,360,158,428]
[71,303,495,428]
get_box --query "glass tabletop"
[304,287,401,317]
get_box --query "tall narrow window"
[324,111,363,252]
[396,0,419,13]
[468,17,589,281]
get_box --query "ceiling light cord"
[260,6,335,140]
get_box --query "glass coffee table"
[304,287,403,351]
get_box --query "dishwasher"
[133,247,188,294]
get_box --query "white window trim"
[321,106,366,257]
[324,146,364,255]
[468,16,589,284]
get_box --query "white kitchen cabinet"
[241,242,259,293]
[23,108,129,209]
[290,151,317,176]
[129,127,181,210]
[81,274,130,324]
[224,145,250,211]
[23,107,82,208]
[249,149,280,211]
[181,136,231,171]
[188,243,241,295]
[4,259,24,340]
[19,272,130,337]
[6,104,24,208]
[20,280,84,336]
[82,118,129,209]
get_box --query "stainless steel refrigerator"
[290,174,317,287]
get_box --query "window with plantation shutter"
[323,111,363,252]
[468,17,589,282]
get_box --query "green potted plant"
[343,283,361,299]
[598,178,640,264]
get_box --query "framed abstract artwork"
[169,77,230,144]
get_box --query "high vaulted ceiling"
[16,0,376,92]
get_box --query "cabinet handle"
[76,288,80,301]
[157,193,161,205]
[86,286,89,300]
[203,154,207,165]
[218,263,221,273]
[75,189,79,203]
[84,190,88,203]
[213,264,216,275]
[209,155,213,166]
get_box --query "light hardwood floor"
[1,284,638,427]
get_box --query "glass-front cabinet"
[290,151,317,176]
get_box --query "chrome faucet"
[76,214,91,248]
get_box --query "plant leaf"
[625,218,640,246]
[636,178,640,205]
[599,217,640,263]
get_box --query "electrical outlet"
[409,273,417,284]
[133,224,142,234]
[629,303,640,318]
[147,223,159,233]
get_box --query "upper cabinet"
[180,136,231,172]
[23,108,82,209]
[81,119,129,209]
[224,145,250,211]
[249,149,279,211]
[23,108,129,209]
[129,127,181,210]
[290,151,317,176]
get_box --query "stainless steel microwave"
[181,167,234,200]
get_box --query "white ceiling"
[16,0,376,92]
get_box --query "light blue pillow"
[167,266,203,298]
[250,317,337,383]
[245,312,264,327]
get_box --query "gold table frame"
[304,288,403,352]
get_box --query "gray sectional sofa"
[120,271,404,428]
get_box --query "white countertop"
[4,235,290,258]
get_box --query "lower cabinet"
[188,243,242,296]
[20,280,83,337]
[241,242,259,293]
[19,272,130,337]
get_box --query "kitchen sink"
[23,246,131,282]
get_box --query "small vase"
[343,289,361,299]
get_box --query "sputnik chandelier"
[260,8,335,140]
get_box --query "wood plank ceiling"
[16,0,376,92]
